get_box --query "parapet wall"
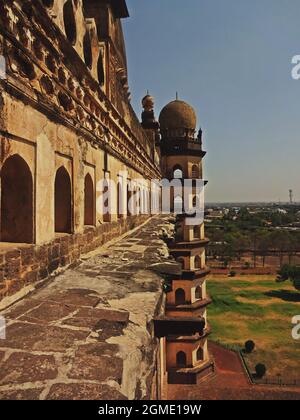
[0,215,174,400]
[0,214,149,308]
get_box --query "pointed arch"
[117,180,123,219]
[84,173,95,226]
[173,165,183,179]
[193,225,200,239]
[127,182,132,216]
[83,31,92,69]
[55,166,72,233]
[97,51,105,86]
[176,351,187,368]
[1,154,34,243]
[192,164,199,178]
[194,255,201,270]
[174,195,183,214]
[175,288,186,305]
[197,347,204,361]
[102,178,111,223]
[195,285,202,300]
[63,0,77,45]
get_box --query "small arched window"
[197,347,204,361]
[103,179,111,223]
[192,164,199,178]
[175,288,186,305]
[176,351,187,368]
[127,182,132,216]
[83,31,92,69]
[55,166,72,234]
[193,225,200,239]
[63,0,77,45]
[195,285,202,300]
[194,255,201,270]
[117,181,123,219]
[84,173,95,226]
[173,165,183,179]
[174,195,183,214]
[97,51,105,86]
[1,155,34,243]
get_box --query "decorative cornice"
[0,0,161,179]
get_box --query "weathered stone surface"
[63,308,129,330]
[4,299,42,320]
[2,323,90,352]
[19,301,76,324]
[0,353,58,385]
[95,320,126,340]
[0,216,171,400]
[0,351,5,363]
[46,383,126,401]
[44,289,101,308]
[68,343,123,383]
[0,388,43,400]
[150,262,182,276]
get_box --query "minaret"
[155,99,214,386]
[141,93,160,163]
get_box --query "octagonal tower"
[157,99,214,385]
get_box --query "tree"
[293,278,300,291]
[244,340,255,354]
[255,363,266,379]
[277,265,300,292]
[256,231,271,267]
[269,231,292,267]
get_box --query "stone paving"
[0,216,176,400]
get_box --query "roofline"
[111,0,129,18]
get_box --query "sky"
[123,0,300,203]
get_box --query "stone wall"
[0,0,161,306]
[0,214,149,308]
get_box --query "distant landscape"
[206,203,300,385]
[208,274,300,384]
[205,204,300,271]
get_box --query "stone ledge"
[0,216,172,400]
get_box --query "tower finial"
[147,89,149,96]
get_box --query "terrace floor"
[0,216,174,400]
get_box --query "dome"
[142,94,155,111]
[159,100,197,131]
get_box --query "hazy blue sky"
[123,0,300,203]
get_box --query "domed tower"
[141,94,160,166]
[157,99,214,385]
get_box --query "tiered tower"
[156,99,214,385]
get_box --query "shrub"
[255,363,266,378]
[293,278,300,291]
[223,259,229,268]
[244,340,255,354]
[229,270,236,277]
